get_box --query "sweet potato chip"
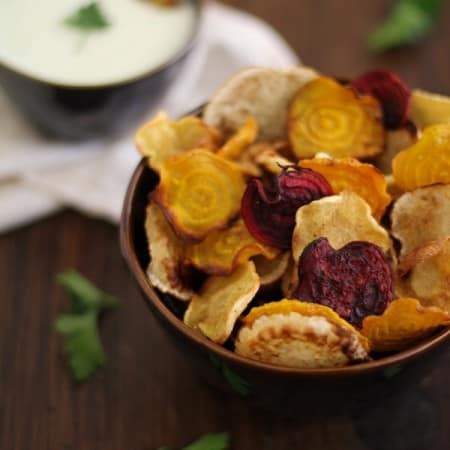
[299,155,391,220]
[217,117,258,160]
[184,261,260,344]
[252,252,290,287]
[235,299,369,368]
[136,112,221,172]
[361,298,450,352]
[391,184,450,258]
[204,66,319,140]
[410,89,450,128]
[185,219,279,275]
[288,77,385,159]
[292,191,393,264]
[392,124,450,191]
[402,238,450,312]
[151,149,246,241]
[144,204,194,301]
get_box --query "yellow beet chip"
[236,299,369,368]
[361,298,450,352]
[217,117,258,160]
[391,184,450,258]
[184,261,260,344]
[392,124,450,191]
[135,112,221,172]
[151,149,246,241]
[292,191,393,264]
[185,219,279,275]
[288,77,385,159]
[144,204,194,301]
[411,89,450,128]
[299,156,391,220]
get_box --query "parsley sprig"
[158,432,230,450]
[64,2,110,31]
[56,270,119,382]
[368,0,444,52]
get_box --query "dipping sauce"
[0,0,197,86]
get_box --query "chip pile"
[137,67,450,369]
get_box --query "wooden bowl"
[120,159,450,416]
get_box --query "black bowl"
[0,1,201,140]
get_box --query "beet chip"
[294,238,395,327]
[351,69,411,129]
[241,166,333,249]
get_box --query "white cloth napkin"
[0,1,299,233]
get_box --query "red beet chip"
[351,69,411,129]
[241,166,333,249]
[294,238,395,327]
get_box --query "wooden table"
[1,1,449,449]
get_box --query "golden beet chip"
[236,299,369,368]
[252,252,290,287]
[151,149,246,241]
[217,117,258,160]
[361,298,450,352]
[299,156,391,220]
[184,261,260,344]
[185,219,279,275]
[410,89,450,128]
[401,238,450,312]
[144,204,194,301]
[391,184,450,258]
[292,191,393,264]
[392,124,450,191]
[135,112,221,172]
[288,77,384,159]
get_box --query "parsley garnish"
[158,432,230,450]
[55,270,119,382]
[64,2,110,31]
[368,0,444,52]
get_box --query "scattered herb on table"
[368,0,444,52]
[157,432,230,450]
[55,270,119,382]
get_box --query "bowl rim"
[0,0,202,90]
[120,157,450,378]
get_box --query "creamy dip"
[0,0,197,86]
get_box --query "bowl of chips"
[121,66,450,413]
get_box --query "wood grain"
[1,1,449,449]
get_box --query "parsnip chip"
[299,156,391,220]
[252,252,290,287]
[203,66,319,140]
[144,204,194,301]
[391,184,450,258]
[280,256,299,297]
[392,124,450,191]
[235,299,369,368]
[151,149,246,241]
[185,219,279,275]
[292,191,393,264]
[411,89,450,128]
[254,149,294,175]
[361,298,450,352]
[217,117,258,160]
[288,77,385,159]
[184,261,260,344]
[136,113,221,172]
[402,238,450,311]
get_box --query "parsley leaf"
[157,432,230,450]
[64,2,110,32]
[368,0,444,52]
[56,270,118,382]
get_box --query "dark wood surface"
[1,1,449,449]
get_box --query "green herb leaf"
[183,432,230,450]
[56,271,119,382]
[368,0,444,52]
[64,1,110,32]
